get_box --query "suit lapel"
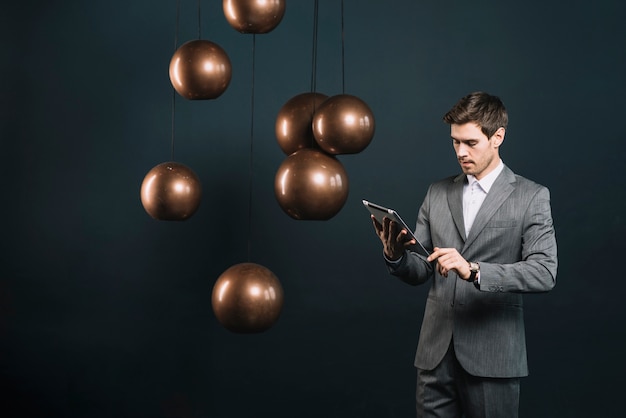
[448,174,467,242]
[463,166,517,250]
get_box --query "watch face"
[470,262,479,272]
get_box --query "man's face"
[451,122,504,180]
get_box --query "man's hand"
[371,215,416,261]
[426,247,471,279]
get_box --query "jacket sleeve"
[478,186,558,293]
[385,185,435,286]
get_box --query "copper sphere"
[169,39,232,100]
[223,0,286,34]
[212,262,284,333]
[140,161,202,221]
[275,92,328,155]
[274,149,349,220]
[312,94,376,155]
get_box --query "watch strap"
[468,261,479,284]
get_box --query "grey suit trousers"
[416,339,520,418]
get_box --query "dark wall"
[2,1,625,417]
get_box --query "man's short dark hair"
[443,92,508,138]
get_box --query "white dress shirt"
[462,160,504,285]
[463,160,504,237]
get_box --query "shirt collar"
[467,160,504,193]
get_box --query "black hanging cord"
[247,34,257,262]
[171,0,181,161]
[310,0,319,93]
[197,0,202,39]
[309,0,320,148]
[340,0,345,95]
[173,0,180,63]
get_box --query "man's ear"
[492,127,505,148]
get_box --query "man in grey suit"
[372,92,557,417]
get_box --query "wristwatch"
[468,261,480,285]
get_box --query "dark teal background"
[2,1,625,417]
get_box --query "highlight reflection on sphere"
[140,162,202,221]
[169,39,232,100]
[275,92,328,155]
[312,94,375,155]
[274,149,349,220]
[223,0,286,34]
[212,262,284,333]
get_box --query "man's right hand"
[371,215,416,261]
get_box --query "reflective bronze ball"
[140,162,202,221]
[169,39,232,100]
[223,0,286,34]
[312,94,375,155]
[212,262,284,333]
[274,149,349,220]
[275,92,328,155]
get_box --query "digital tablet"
[362,199,430,257]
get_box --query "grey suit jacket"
[388,165,557,378]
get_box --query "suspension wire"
[197,0,202,39]
[310,0,319,93]
[340,0,345,95]
[171,0,181,161]
[308,0,320,148]
[247,34,257,262]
